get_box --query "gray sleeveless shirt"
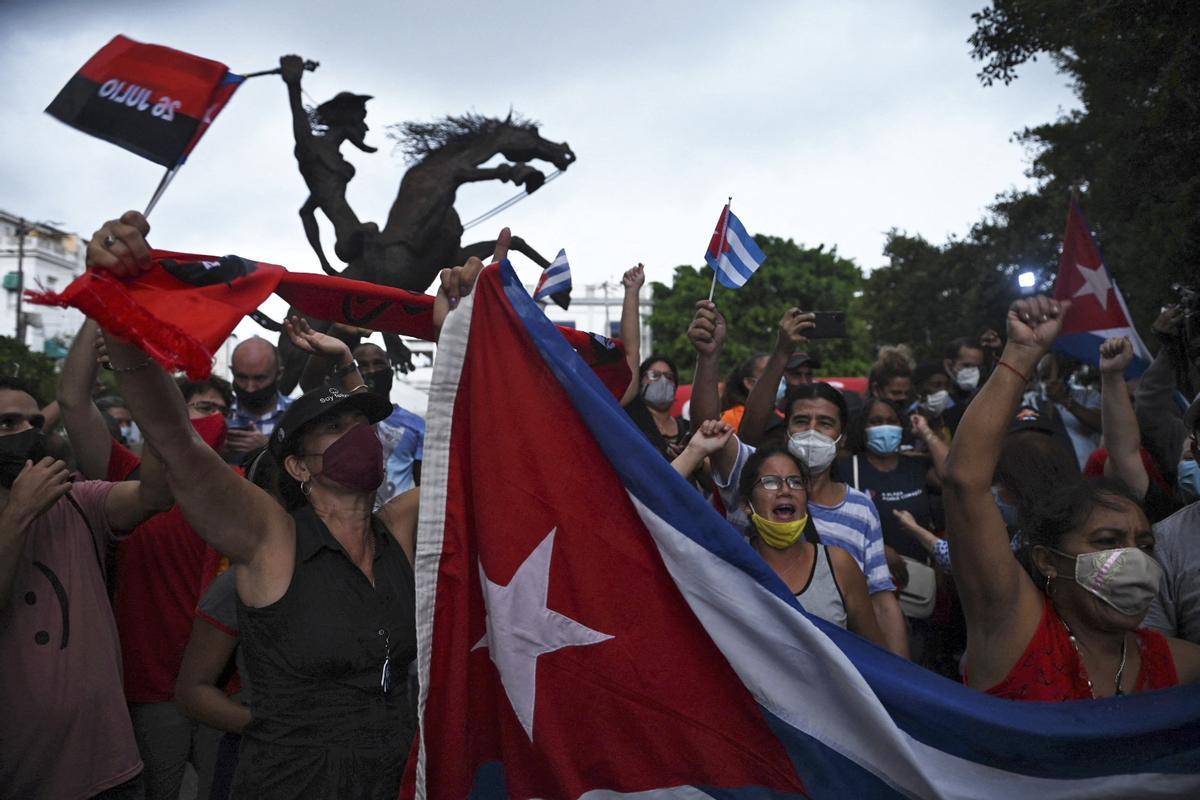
[796,544,848,629]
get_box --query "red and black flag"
[45,35,243,168]
[27,252,631,398]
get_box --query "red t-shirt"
[1083,446,1170,494]
[108,440,224,703]
[982,596,1178,701]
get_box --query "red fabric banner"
[28,251,631,398]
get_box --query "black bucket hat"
[268,385,391,460]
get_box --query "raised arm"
[102,441,174,531]
[283,316,364,392]
[1135,305,1191,479]
[671,420,736,479]
[280,55,313,148]
[910,413,949,481]
[686,300,727,427]
[618,264,645,406]
[56,320,112,479]
[1098,337,1148,497]
[943,296,1068,668]
[739,308,813,447]
[87,212,294,571]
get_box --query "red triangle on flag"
[1053,200,1130,334]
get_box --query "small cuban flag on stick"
[704,198,767,299]
[533,248,572,310]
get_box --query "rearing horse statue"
[275,55,576,391]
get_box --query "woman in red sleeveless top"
[942,295,1200,700]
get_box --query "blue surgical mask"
[1178,460,1200,504]
[866,424,903,455]
[120,421,142,447]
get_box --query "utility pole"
[14,217,28,344]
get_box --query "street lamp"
[1017,270,1038,295]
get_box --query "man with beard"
[0,375,172,799]
[353,342,424,506]
[227,337,292,462]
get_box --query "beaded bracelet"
[109,357,154,373]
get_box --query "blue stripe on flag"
[494,261,1200,787]
[724,211,766,266]
[534,249,572,302]
[716,253,756,288]
[1054,332,1149,379]
[705,210,766,289]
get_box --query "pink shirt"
[0,481,142,799]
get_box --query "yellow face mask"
[750,508,809,550]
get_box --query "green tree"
[863,189,1067,362]
[0,336,60,406]
[648,236,870,381]
[968,0,1200,332]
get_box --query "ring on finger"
[102,233,117,249]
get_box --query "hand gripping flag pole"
[141,59,321,217]
[703,198,766,299]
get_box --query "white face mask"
[787,430,840,474]
[954,366,981,393]
[921,389,950,416]
[1047,547,1164,617]
[642,378,676,409]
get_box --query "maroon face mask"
[319,423,383,492]
[191,412,228,452]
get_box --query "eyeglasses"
[755,475,806,492]
[644,369,675,382]
[188,400,231,419]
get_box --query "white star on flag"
[1072,261,1113,310]
[473,529,613,740]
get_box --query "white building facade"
[0,210,86,356]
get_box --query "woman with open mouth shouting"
[676,421,886,645]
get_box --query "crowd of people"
[2,208,1199,798]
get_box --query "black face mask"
[234,381,278,413]
[0,428,48,489]
[362,369,394,399]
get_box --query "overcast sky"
[1,0,1075,310]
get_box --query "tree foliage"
[648,236,870,381]
[967,0,1200,331]
[865,189,1067,361]
[0,336,60,406]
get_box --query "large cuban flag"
[1052,200,1153,378]
[405,260,1200,799]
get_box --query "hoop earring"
[300,480,311,496]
